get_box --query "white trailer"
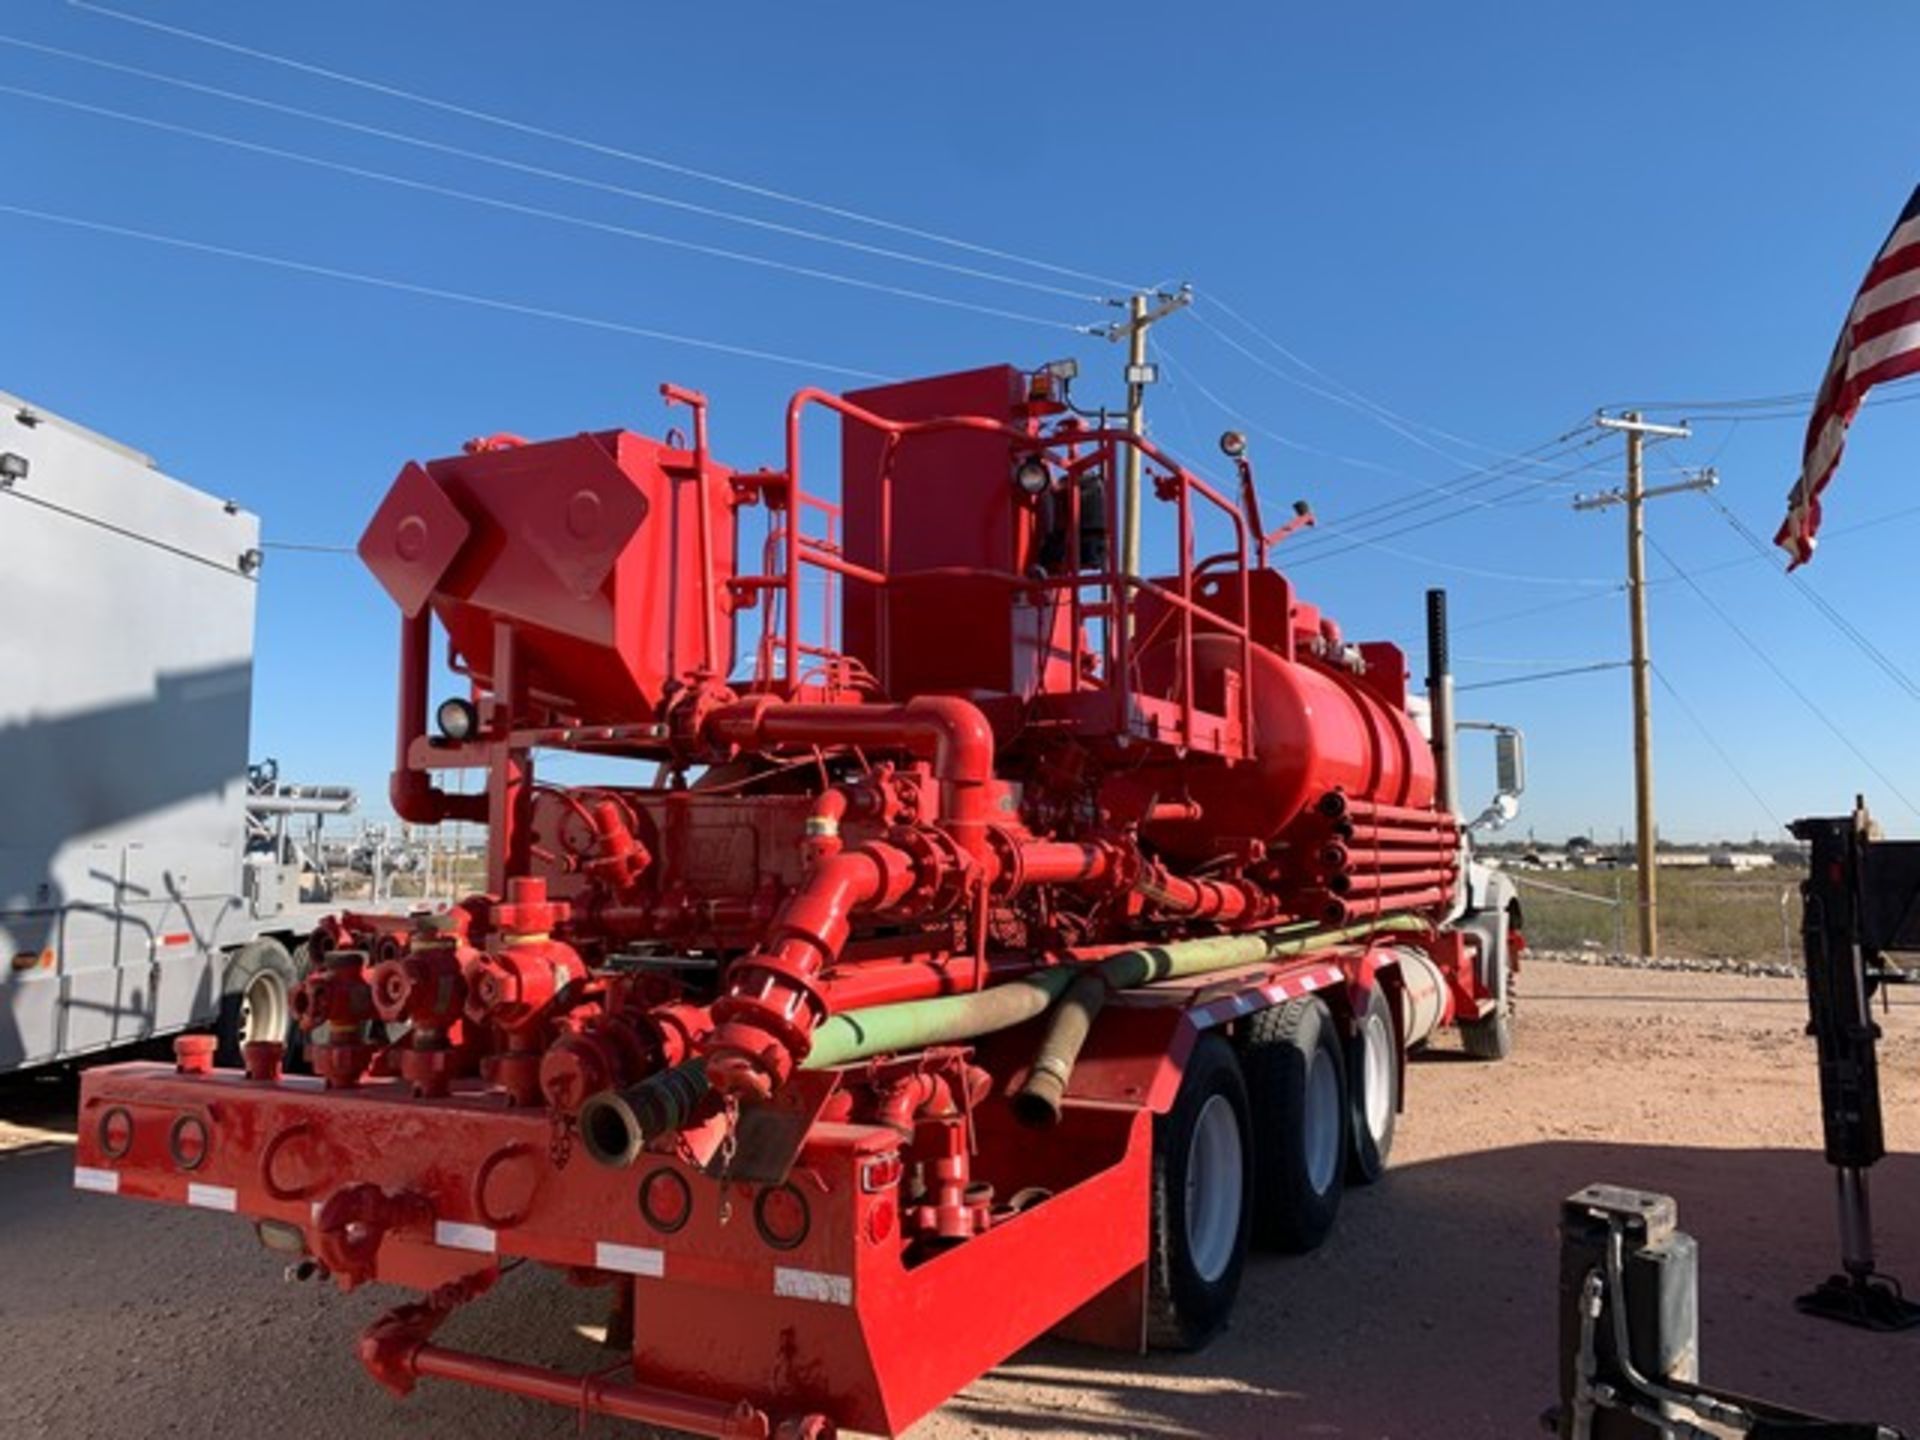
[0,390,335,1073]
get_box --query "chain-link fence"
[1503,864,1803,969]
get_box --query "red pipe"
[819,954,1042,1010]
[1323,794,1455,828]
[1332,851,1460,873]
[1336,875,1451,898]
[704,841,919,1097]
[1319,887,1453,923]
[1335,824,1460,847]
[409,1348,782,1439]
[1014,840,1116,886]
[1322,844,1458,870]
[1336,826,1459,847]
[704,697,997,873]
[1135,864,1269,923]
[390,609,486,826]
[661,383,720,676]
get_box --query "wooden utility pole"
[1105,285,1191,580]
[1574,412,1711,960]
[1622,415,1659,961]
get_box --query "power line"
[1453,500,1920,635]
[1155,333,1627,579]
[1281,447,1619,568]
[0,202,895,380]
[1192,292,1616,479]
[1604,376,1920,416]
[1650,661,1783,832]
[1185,304,1555,479]
[1697,492,1920,702]
[0,32,1102,305]
[1644,530,1920,819]
[1291,530,1615,587]
[1456,660,1630,692]
[1456,586,1626,633]
[1152,338,1404,478]
[1155,333,1614,539]
[0,83,1091,333]
[64,0,1143,294]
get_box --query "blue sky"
[8,0,1920,843]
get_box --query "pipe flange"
[886,824,973,919]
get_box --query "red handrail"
[744,388,1257,756]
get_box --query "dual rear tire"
[1148,989,1400,1348]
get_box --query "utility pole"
[1574,412,1713,960]
[1104,284,1192,580]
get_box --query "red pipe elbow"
[391,609,486,826]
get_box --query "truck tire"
[1243,997,1346,1253]
[1147,1033,1253,1350]
[1459,904,1518,1061]
[214,937,298,1066]
[1346,984,1398,1185]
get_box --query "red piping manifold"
[703,841,918,1098]
[702,697,998,872]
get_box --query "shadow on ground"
[2,1078,1914,1439]
[949,1143,1920,1439]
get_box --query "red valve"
[313,1182,434,1289]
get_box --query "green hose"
[803,916,1423,1070]
[581,915,1428,1166]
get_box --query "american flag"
[1776,184,1920,567]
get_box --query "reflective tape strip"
[434,1220,497,1254]
[186,1183,237,1212]
[73,1166,120,1194]
[1191,963,1343,1030]
[773,1267,852,1306]
[594,1242,665,1277]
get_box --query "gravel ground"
[2,959,1916,1439]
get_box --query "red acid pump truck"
[73,362,1526,1438]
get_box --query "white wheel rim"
[1361,1012,1394,1142]
[1303,1046,1342,1195]
[1184,1093,1244,1283]
[241,969,288,1047]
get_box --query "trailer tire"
[1147,1033,1252,1350]
[1243,997,1346,1253]
[1459,904,1518,1061]
[1346,984,1398,1185]
[214,937,298,1067]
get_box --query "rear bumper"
[75,1060,1150,1436]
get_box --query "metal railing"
[737,388,1257,757]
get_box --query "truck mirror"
[1496,730,1526,796]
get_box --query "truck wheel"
[1347,984,1398,1185]
[1460,906,1517,1061]
[1243,997,1346,1253]
[214,938,298,1066]
[1147,1033,1252,1350]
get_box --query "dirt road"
[3,960,1916,1438]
